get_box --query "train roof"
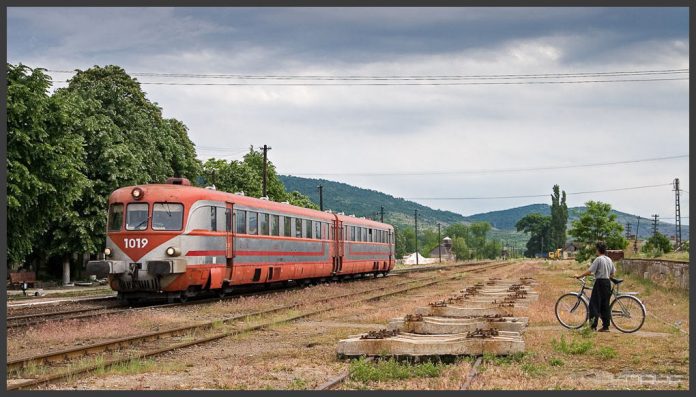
[110,183,393,229]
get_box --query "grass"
[286,378,308,390]
[595,346,617,360]
[551,335,594,355]
[548,358,564,367]
[348,357,445,383]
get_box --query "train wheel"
[179,293,189,303]
[217,289,226,299]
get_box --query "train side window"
[284,217,292,237]
[271,215,280,236]
[356,227,361,242]
[295,218,303,238]
[215,207,226,231]
[315,221,321,239]
[235,210,247,234]
[304,219,312,238]
[225,209,232,232]
[368,228,373,242]
[259,213,269,235]
[125,203,149,230]
[108,204,124,231]
[248,211,258,235]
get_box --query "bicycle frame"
[575,277,645,318]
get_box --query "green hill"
[467,204,688,240]
[279,175,467,229]
[280,175,688,241]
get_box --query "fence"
[619,258,689,290]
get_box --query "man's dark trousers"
[589,278,612,329]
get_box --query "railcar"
[86,178,395,303]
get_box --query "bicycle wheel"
[555,293,588,329]
[610,295,646,333]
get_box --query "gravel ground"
[37,261,522,390]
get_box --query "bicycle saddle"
[610,277,623,284]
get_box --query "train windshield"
[108,204,124,231]
[126,203,149,230]
[152,203,184,230]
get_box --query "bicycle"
[554,276,646,333]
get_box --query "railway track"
[6,260,493,330]
[7,260,511,390]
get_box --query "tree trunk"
[62,254,71,285]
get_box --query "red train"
[86,178,395,303]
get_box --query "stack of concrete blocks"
[337,277,536,359]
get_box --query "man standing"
[575,241,616,332]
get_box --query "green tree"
[451,237,469,260]
[550,185,568,249]
[7,64,88,269]
[641,233,672,257]
[568,201,627,262]
[516,213,552,257]
[46,65,200,267]
[199,147,318,210]
[445,223,469,241]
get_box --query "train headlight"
[132,187,144,200]
[165,247,181,257]
[104,247,112,257]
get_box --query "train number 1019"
[124,238,149,249]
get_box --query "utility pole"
[380,206,384,223]
[673,178,682,248]
[540,235,544,258]
[437,223,442,263]
[651,214,659,237]
[634,216,640,254]
[414,209,419,266]
[261,144,272,197]
[317,185,323,211]
[625,222,632,239]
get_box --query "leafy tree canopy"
[568,200,627,262]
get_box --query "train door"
[334,220,344,274]
[225,202,234,281]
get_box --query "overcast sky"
[7,7,689,224]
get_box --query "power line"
[404,183,672,200]
[286,154,688,177]
[102,77,688,86]
[44,68,688,81]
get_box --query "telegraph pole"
[634,216,640,253]
[317,185,323,211]
[437,223,442,263]
[673,178,682,247]
[652,214,659,237]
[625,222,632,239]
[414,209,419,266]
[261,144,272,197]
[380,206,384,223]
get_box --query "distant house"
[562,241,581,259]
[428,237,456,262]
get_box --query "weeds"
[521,362,547,377]
[348,357,444,383]
[287,378,308,389]
[595,346,617,360]
[482,352,526,366]
[548,358,564,367]
[552,335,593,355]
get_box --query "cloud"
[7,7,689,223]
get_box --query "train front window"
[108,204,124,231]
[126,203,149,230]
[152,203,184,231]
